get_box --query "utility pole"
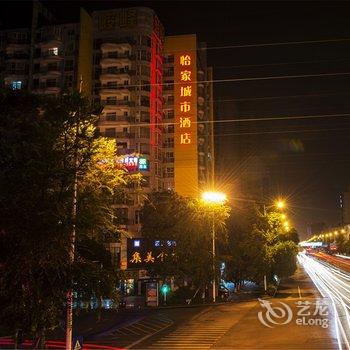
[212,212,216,303]
[66,78,83,350]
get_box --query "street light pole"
[201,191,227,303]
[66,79,83,350]
[212,212,216,303]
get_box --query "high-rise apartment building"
[0,3,92,94]
[91,7,164,270]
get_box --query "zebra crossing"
[146,320,232,349]
[90,312,173,348]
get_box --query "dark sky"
[2,1,350,237]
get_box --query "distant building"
[0,3,93,95]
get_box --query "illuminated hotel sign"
[170,35,198,197]
[120,156,149,172]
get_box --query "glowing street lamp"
[201,191,227,204]
[201,191,227,303]
[275,199,286,210]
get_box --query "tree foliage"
[0,90,133,344]
[225,205,299,288]
[141,191,230,289]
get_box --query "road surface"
[134,264,337,349]
[299,252,350,349]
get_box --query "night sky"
[2,1,350,238]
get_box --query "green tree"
[225,205,266,289]
[0,90,133,347]
[141,191,230,294]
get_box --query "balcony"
[116,132,135,139]
[100,52,134,66]
[101,42,132,52]
[7,37,29,45]
[4,69,28,76]
[163,157,174,163]
[102,100,135,107]
[117,148,136,155]
[100,67,134,81]
[100,115,132,124]
[35,66,61,77]
[100,85,132,95]
[5,53,29,60]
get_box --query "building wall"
[92,8,164,241]
[163,34,213,197]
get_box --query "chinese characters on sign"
[179,54,193,145]
[119,156,149,172]
[127,239,176,268]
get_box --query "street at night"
[2,1,350,349]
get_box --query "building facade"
[0,5,92,95]
[163,34,214,197]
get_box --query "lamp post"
[201,191,227,303]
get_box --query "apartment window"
[141,96,149,107]
[106,112,116,121]
[106,96,116,105]
[67,29,75,38]
[140,111,150,122]
[46,79,57,87]
[105,128,116,137]
[140,127,150,138]
[140,143,150,154]
[64,75,73,88]
[165,152,174,162]
[48,47,58,56]
[164,137,174,148]
[166,110,174,119]
[11,81,22,90]
[135,210,141,224]
[34,63,40,73]
[123,111,128,117]
[164,67,174,77]
[48,63,58,71]
[64,60,73,71]
[124,80,129,85]
[107,81,117,88]
[140,65,150,76]
[167,125,174,133]
[165,167,174,178]
[123,95,129,101]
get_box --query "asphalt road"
[299,252,350,349]
[132,265,338,349]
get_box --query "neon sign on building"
[120,156,149,172]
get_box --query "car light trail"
[298,253,350,350]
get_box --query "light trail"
[298,253,350,349]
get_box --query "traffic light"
[161,284,170,295]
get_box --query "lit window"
[11,81,22,90]
[49,47,58,56]
[133,240,140,248]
